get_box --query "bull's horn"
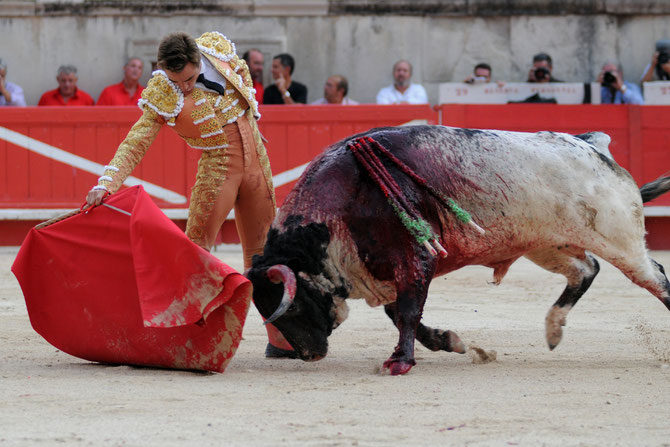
[263,264,297,325]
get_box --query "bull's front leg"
[383,282,428,375]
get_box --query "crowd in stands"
[3,38,670,108]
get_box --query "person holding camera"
[464,62,506,87]
[527,52,561,83]
[598,62,643,105]
[464,63,492,84]
[640,39,670,82]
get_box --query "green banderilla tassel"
[390,201,434,244]
[445,197,486,235]
[446,198,471,223]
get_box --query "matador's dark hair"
[157,32,201,72]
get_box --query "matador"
[86,31,295,358]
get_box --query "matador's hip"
[186,113,276,257]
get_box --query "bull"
[247,125,670,375]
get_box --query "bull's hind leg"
[384,304,466,354]
[525,248,600,350]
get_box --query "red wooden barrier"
[0,105,438,244]
[2,104,669,247]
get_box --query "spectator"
[38,65,94,106]
[263,53,307,104]
[598,62,643,105]
[311,75,359,105]
[96,58,145,106]
[376,60,428,104]
[0,58,26,106]
[243,49,264,104]
[527,53,562,83]
[464,63,492,84]
[640,39,670,82]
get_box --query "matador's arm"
[94,109,164,194]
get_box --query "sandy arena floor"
[1,245,670,446]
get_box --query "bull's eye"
[284,302,300,316]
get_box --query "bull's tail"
[640,174,670,203]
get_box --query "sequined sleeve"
[97,109,163,193]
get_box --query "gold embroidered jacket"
[96,31,273,202]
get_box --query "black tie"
[197,73,226,96]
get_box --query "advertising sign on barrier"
[642,81,670,105]
[438,82,600,105]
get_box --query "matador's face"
[165,62,201,96]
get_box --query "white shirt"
[196,57,226,93]
[310,97,359,105]
[376,83,428,105]
[0,80,26,106]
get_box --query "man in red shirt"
[38,65,94,106]
[242,49,264,104]
[97,58,145,106]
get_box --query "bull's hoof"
[417,328,467,353]
[382,359,415,375]
[387,362,413,375]
[448,331,467,354]
[265,343,299,359]
[545,305,570,351]
[545,324,562,350]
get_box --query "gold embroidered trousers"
[186,115,275,268]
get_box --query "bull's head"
[247,222,339,362]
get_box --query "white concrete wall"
[3,1,670,105]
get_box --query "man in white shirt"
[0,58,26,106]
[311,75,359,105]
[376,60,428,105]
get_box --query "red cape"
[12,186,251,373]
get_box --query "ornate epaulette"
[196,31,237,63]
[137,70,184,127]
[197,31,260,120]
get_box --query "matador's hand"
[85,188,108,208]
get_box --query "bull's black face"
[250,273,335,361]
[248,221,336,361]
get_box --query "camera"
[533,67,550,81]
[601,71,617,87]
[465,76,488,85]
